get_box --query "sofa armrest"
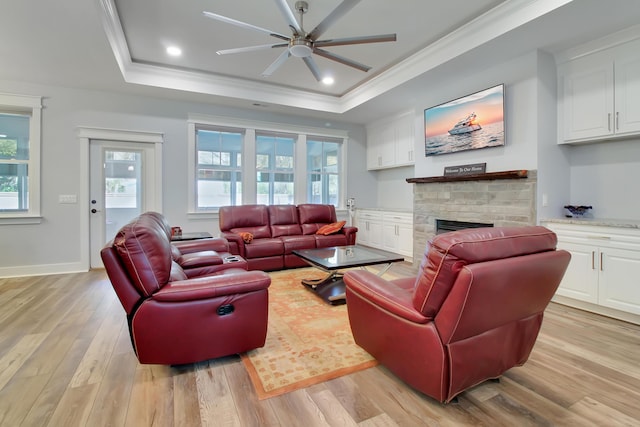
[176,251,223,269]
[153,270,271,302]
[344,271,430,323]
[342,226,358,245]
[220,231,245,257]
[173,237,229,254]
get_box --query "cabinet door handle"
[600,252,604,271]
[616,112,619,130]
[592,251,595,270]
[608,113,611,131]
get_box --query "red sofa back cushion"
[297,204,338,235]
[219,204,271,238]
[268,205,302,237]
[412,226,558,318]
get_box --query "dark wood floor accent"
[406,169,528,184]
[1,264,639,426]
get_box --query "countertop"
[542,217,640,229]
[356,207,412,213]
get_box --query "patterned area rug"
[241,268,378,399]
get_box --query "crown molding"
[341,0,574,111]
[98,0,574,114]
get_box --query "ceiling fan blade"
[314,33,397,48]
[262,50,291,77]
[217,43,288,55]
[307,0,361,41]
[302,56,322,82]
[273,0,302,35]
[313,48,371,72]
[202,11,290,41]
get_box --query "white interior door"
[89,139,160,268]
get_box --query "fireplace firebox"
[435,219,493,234]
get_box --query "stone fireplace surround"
[408,170,537,265]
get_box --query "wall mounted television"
[424,84,505,156]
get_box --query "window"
[307,137,341,206]
[187,114,347,213]
[0,94,42,220]
[256,133,294,205]
[195,127,243,209]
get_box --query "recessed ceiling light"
[166,46,182,57]
[322,76,335,85]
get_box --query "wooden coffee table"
[292,245,404,305]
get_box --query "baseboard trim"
[0,262,88,279]
[552,295,640,326]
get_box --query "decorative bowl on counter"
[564,205,592,217]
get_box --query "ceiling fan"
[202,0,396,82]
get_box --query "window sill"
[187,211,219,221]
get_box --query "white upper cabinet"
[366,111,415,170]
[614,53,640,135]
[559,38,640,144]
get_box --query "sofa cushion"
[280,235,317,254]
[219,205,271,237]
[239,232,254,243]
[244,238,284,258]
[316,220,346,235]
[298,204,338,235]
[268,205,302,237]
[230,225,271,239]
[314,233,349,248]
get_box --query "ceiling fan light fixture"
[289,39,312,57]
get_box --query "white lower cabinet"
[356,210,382,248]
[382,212,413,258]
[357,209,413,260]
[544,222,640,323]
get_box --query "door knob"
[91,209,98,213]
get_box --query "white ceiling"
[2,0,640,124]
[114,0,505,95]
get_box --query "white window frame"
[187,113,348,217]
[306,136,343,205]
[0,93,42,224]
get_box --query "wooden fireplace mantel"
[406,169,528,184]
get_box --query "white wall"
[373,166,414,210]
[536,50,572,221]
[413,51,541,178]
[364,50,566,217]
[0,80,373,276]
[568,139,640,219]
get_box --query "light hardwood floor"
[1,264,639,426]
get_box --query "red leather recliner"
[101,212,271,365]
[344,226,571,403]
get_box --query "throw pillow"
[239,232,253,243]
[316,221,346,236]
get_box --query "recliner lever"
[216,304,235,316]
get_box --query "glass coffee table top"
[292,245,405,305]
[293,245,404,271]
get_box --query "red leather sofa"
[219,204,357,271]
[101,212,271,365]
[344,226,570,403]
